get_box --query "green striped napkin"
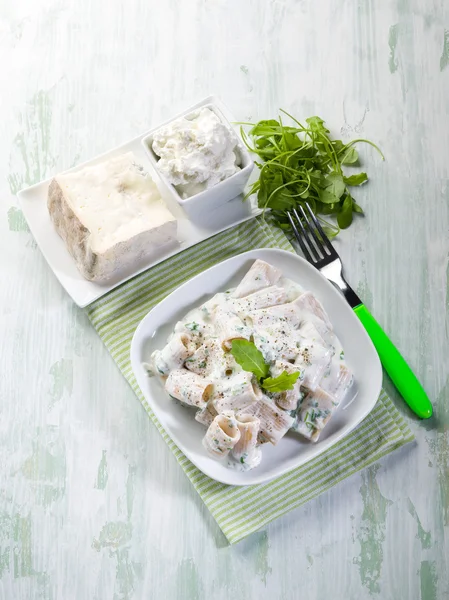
[86,216,414,544]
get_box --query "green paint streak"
[0,508,11,576]
[0,547,10,577]
[92,521,132,551]
[435,435,449,527]
[240,64,253,91]
[7,90,55,194]
[440,30,449,72]
[0,511,11,542]
[69,304,92,356]
[36,571,54,600]
[94,450,108,490]
[92,517,142,599]
[176,558,203,600]
[253,530,272,585]
[39,485,62,507]
[13,513,34,578]
[3,514,49,592]
[357,274,374,308]
[20,428,66,507]
[406,498,431,549]
[21,444,65,482]
[427,376,449,526]
[423,15,437,29]
[117,497,123,516]
[354,465,392,594]
[113,548,143,600]
[126,465,136,521]
[48,359,73,411]
[8,172,25,197]
[388,24,399,74]
[7,207,29,232]
[420,561,438,600]
[447,248,449,315]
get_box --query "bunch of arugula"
[230,339,299,393]
[240,111,384,237]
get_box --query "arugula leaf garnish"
[337,194,354,229]
[230,340,300,393]
[344,172,368,186]
[261,371,300,393]
[230,339,269,380]
[324,172,345,199]
[340,146,359,165]
[240,111,384,237]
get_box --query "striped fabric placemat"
[86,216,414,544]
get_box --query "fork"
[287,204,433,419]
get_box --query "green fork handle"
[354,304,433,419]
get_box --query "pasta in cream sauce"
[146,260,353,471]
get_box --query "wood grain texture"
[0,0,448,598]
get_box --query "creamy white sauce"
[152,107,241,199]
[227,446,262,471]
[147,263,354,471]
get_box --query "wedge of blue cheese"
[48,152,177,281]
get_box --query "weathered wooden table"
[1,1,448,598]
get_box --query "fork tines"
[287,203,337,266]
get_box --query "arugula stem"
[266,179,310,204]
[342,138,385,161]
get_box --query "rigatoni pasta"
[202,411,241,458]
[146,259,354,472]
[293,388,336,441]
[232,259,282,298]
[195,402,218,427]
[232,414,261,469]
[150,332,194,375]
[233,286,287,313]
[165,369,213,408]
[243,395,295,445]
[214,307,251,351]
[270,360,303,411]
[213,375,258,413]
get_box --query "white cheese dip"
[152,107,242,199]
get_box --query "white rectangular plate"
[130,248,382,486]
[17,97,260,308]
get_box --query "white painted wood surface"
[1,1,448,598]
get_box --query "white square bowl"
[17,123,260,307]
[141,96,254,220]
[130,248,382,487]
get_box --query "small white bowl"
[141,96,254,220]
